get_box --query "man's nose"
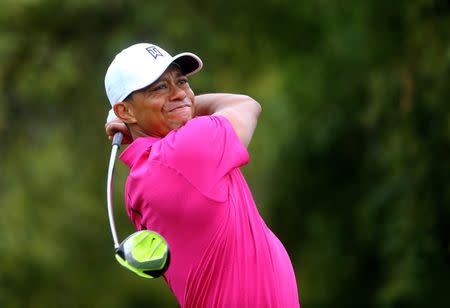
[169,84,187,101]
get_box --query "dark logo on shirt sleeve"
[146,46,164,59]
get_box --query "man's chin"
[168,117,192,130]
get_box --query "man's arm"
[195,94,262,147]
[105,93,262,146]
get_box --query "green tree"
[0,0,448,307]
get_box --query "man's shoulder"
[163,115,230,149]
[119,136,160,168]
[172,115,233,143]
[183,115,229,130]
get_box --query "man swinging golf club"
[104,42,300,307]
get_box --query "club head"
[115,230,170,279]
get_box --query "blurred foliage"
[0,0,449,307]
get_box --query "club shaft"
[107,132,123,248]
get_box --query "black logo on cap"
[146,46,164,59]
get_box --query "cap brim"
[172,52,203,77]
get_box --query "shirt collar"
[119,136,160,168]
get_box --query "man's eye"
[152,84,167,91]
[178,78,188,85]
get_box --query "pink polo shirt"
[120,115,299,307]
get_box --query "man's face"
[125,64,195,137]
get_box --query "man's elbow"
[243,95,262,118]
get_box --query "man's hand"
[105,117,133,144]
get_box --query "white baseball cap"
[104,43,203,106]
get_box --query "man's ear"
[113,101,137,124]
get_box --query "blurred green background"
[1,0,449,307]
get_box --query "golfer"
[104,43,300,307]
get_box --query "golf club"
[107,132,170,278]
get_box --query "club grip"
[112,132,123,146]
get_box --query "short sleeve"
[160,115,249,201]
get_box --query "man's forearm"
[194,93,230,116]
[194,93,260,116]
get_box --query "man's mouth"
[165,102,191,112]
